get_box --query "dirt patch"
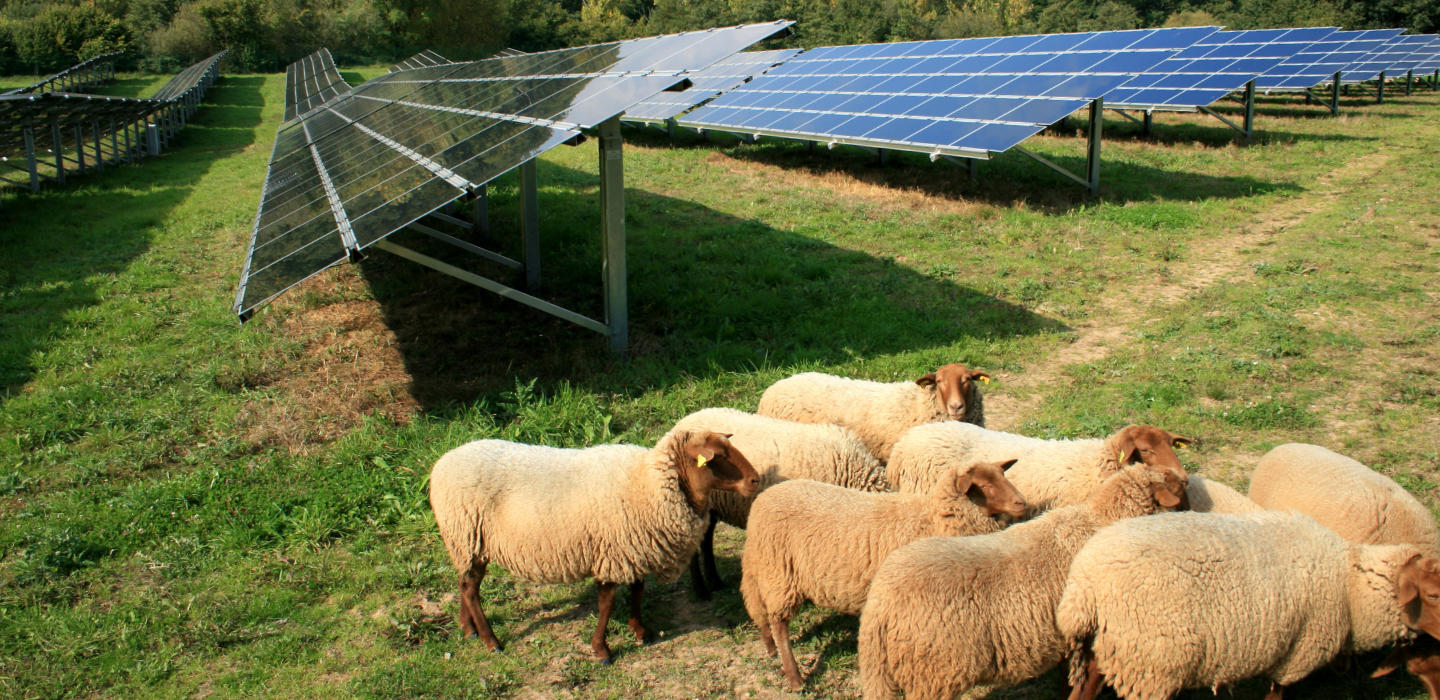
[234,268,420,454]
[984,151,1394,431]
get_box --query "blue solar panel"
[623,49,801,122]
[1340,33,1423,82]
[1415,39,1440,72]
[1256,28,1406,90]
[678,26,1218,158]
[1379,35,1440,73]
[1106,28,1338,109]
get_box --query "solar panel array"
[390,49,451,73]
[284,49,351,122]
[236,21,793,319]
[1105,28,1337,110]
[1255,28,1406,90]
[2,52,121,96]
[624,49,801,123]
[679,26,1218,159]
[1380,35,1440,74]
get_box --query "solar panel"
[624,49,801,123]
[1255,29,1406,90]
[390,49,451,73]
[677,26,1218,159]
[1106,27,1337,110]
[284,49,351,122]
[1381,35,1440,74]
[1341,34,1436,82]
[236,21,794,320]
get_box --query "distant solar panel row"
[1256,29,1405,90]
[390,49,451,73]
[1106,27,1336,110]
[1380,35,1440,74]
[680,26,1218,158]
[625,49,801,123]
[284,49,351,122]
[237,22,793,319]
[1340,34,1439,82]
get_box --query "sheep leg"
[627,580,653,645]
[700,515,725,588]
[1415,668,1440,700]
[689,554,713,601]
[592,581,618,664]
[458,566,503,652]
[1068,654,1103,700]
[770,616,804,691]
[1264,683,1285,700]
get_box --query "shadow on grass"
[355,157,1067,411]
[1099,113,1375,149]
[0,75,264,395]
[620,125,1299,213]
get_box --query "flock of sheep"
[427,363,1440,699]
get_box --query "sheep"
[886,421,1193,511]
[755,363,990,462]
[857,463,1188,700]
[1186,474,1263,514]
[1057,510,1440,700]
[740,459,1026,690]
[670,407,886,598]
[1249,442,1440,557]
[428,428,760,663]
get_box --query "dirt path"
[983,151,1394,431]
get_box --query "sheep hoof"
[465,632,478,640]
[598,656,614,666]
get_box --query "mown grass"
[1,65,1437,699]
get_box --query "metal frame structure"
[3,52,121,96]
[1110,79,1258,141]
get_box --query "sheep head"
[935,459,1026,522]
[915,363,990,420]
[1397,555,1440,641]
[1108,424,1193,479]
[677,431,761,515]
[1373,634,1440,700]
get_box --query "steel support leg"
[966,157,977,180]
[520,159,540,290]
[92,122,103,173]
[52,122,65,184]
[74,124,86,173]
[1406,70,1413,96]
[23,122,39,192]
[473,183,489,235]
[1377,71,1386,104]
[1142,110,1152,137]
[1330,72,1341,115]
[598,116,628,355]
[1086,97,1102,197]
[1242,80,1256,143]
[147,122,160,156]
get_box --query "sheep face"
[1373,634,1440,700]
[1111,424,1194,478]
[678,432,761,515]
[1399,555,1440,641]
[937,458,1026,520]
[915,363,990,420]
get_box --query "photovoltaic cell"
[389,49,451,73]
[678,26,1218,159]
[236,22,793,319]
[285,49,351,122]
[1379,35,1440,74]
[1105,27,1337,110]
[1255,29,1406,90]
[624,49,801,123]
[1413,38,1440,72]
[1340,34,1434,82]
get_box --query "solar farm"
[4,18,1440,698]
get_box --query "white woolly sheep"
[755,362,990,462]
[428,428,760,663]
[1186,474,1263,514]
[886,421,1193,511]
[1057,510,1440,700]
[857,463,1187,699]
[670,407,886,598]
[741,460,1026,690]
[1250,442,1440,557]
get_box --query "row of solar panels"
[2,52,123,96]
[625,27,1437,159]
[237,22,1439,324]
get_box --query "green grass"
[2,67,1439,698]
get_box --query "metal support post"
[74,124,86,173]
[1086,97,1102,197]
[473,183,489,235]
[966,157,978,180]
[52,122,65,184]
[147,122,160,156]
[877,149,889,166]
[1330,72,1341,115]
[123,120,132,162]
[1377,71,1386,104]
[1242,80,1256,143]
[1142,110,1152,137]
[92,122,103,173]
[1406,70,1413,96]
[520,159,541,290]
[598,116,628,355]
[23,121,39,192]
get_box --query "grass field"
[2,64,1439,699]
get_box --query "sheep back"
[1187,475,1263,514]
[429,436,707,586]
[671,408,885,528]
[1250,443,1440,557]
[1057,511,1400,698]
[756,372,959,461]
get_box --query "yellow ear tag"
[1176,443,1187,450]
[980,376,991,384]
[696,455,709,468]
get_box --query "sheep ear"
[998,458,1019,472]
[1372,645,1407,678]
[1153,485,1181,508]
[953,469,975,496]
[969,370,991,384]
[915,372,938,387]
[1171,434,1195,450]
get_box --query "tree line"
[2,0,1435,76]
